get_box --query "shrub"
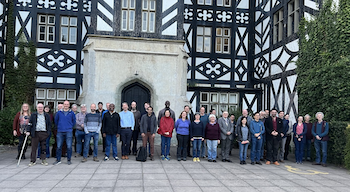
[344,125,350,169]
[327,121,348,165]
[0,106,20,145]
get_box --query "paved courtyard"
[0,145,349,192]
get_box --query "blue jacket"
[293,123,307,139]
[175,119,191,135]
[55,109,76,132]
[249,120,265,136]
[282,119,289,138]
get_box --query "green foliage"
[344,126,350,169]
[327,121,348,165]
[0,106,20,145]
[297,0,350,121]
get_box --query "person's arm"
[189,123,193,138]
[54,112,59,126]
[12,112,20,136]
[301,123,307,137]
[47,114,52,133]
[293,124,297,137]
[140,115,145,134]
[153,117,158,134]
[26,115,34,135]
[97,115,102,133]
[101,115,106,134]
[72,112,76,127]
[261,122,265,135]
[174,120,179,132]
[229,121,234,134]
[311,123,317,137]
[130,112,135,130]
[265,118,273,135]
[249,122,255,135]
[218,118,226,134]
[117,114,121,135]
[84,115,88,134]
[319,122,329,137]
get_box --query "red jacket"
[157,116,174,137]
[13,112,22,136]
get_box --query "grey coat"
[140,113,158,134]
[218,117,234,140]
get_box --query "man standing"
[312,112,329,167]
[158,101,176,123]
[102,103,120,161]
[52,104,63,158]
[264,108,283,165]
[54,101,76,165]
[199,107,209,158]
[75,104,87,157]
[119,102,135,160]
[130,101,141,156]
[259,111,266,161]
[97,102,107,152]
[184,105,194,157]
[218,111,233,162]
[141,102,150,116]
[229,114,236,156]
[304,114,313,161]
[278,111,287,163]
[236,109,253,128]
[71,104,78,153]
[140,106,157,160]
[27,103,51,166]
[82,104,102,162]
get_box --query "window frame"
[37,14,55,43]
[141,0,156,33]
[196,26,212,53]
[60,16,77,44]
[215,28,231,54]
[273,9,284,44]
[287,0,300,36]
[121,0,136,31]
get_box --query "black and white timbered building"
[0,0,321,122]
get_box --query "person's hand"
[141,133,145,137]
[281,133,284,137]
[103,133,106,138]
[116,134,120,138]
[81,124,84,128]
[13,130,17,136]
[254,133,260,137]
[201,138,204,141]
[165,132,170,135]
[316,135,321,140]
[227,132,231,135]
[218,140,220,144]
[258,136,261,140]
[241,141,245,144]
[191,138,194,141]
[152,134,155,138]
[26,132,30,136]
[246,140,249,143]
[298,138,301,142]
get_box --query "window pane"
[61,17,69,25]
[47,89,56,99]
[211,93,218,102]
[216,28,222,36]
[143,0,148,9]
[39,34,45,41]
[150,0,156,10]
[220,94,228,103]
[48,34,54,42]
[217,0,223,6]
[224,29,230,36]
[69,27,77,44]
[224,0,230,6]
[201,93,208,102]
[197,27,203,35]
[129,11,135,30]
[142,12,148,31]
[205,27,211,36]
[48,16,55,24]
[205,0,212,5]
[122,11,127,30]
[130,0,135,8]
[70,17,77,26]
[39,15,46,24]
[216,37,221,52]
[229,94,237,104]
[196,36,203,52]
[39,26,46,33]
[204,37,211,52]
[122,0,128,8]
[57,90,66,99]
[198,0,204,5]
[37,89,45,98]
[61,27,68,43]
[149,12,155,32]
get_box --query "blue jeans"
[260,134,265,158]
[38,131,51,158]
[207,140,218,160]
[239,142,249,161]
[200,140,207,157]
[192,139,202,158]
[57,131,73,162]
[294,138,305,162]
[161,136,171,156]
[251,137,262,162]
[304,139,312,159]
[314,140,327,164]
[75,130,85,154]
[84,132,99,158]
[120,128,132,156]
[105,134,118,158]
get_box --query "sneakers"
[161,155,165,160]
[196,158,200,162]
[93,157,99,162]
[104,156,109,161]
[251,162,255,165]
[75,153,82,158]
[265,161,271,165]
[53,161,61,165]
[81,158,87,163]
[273,161,280,166]
[256,161,262,165]
[183,158,187,161]
[193,158,197,162]
[41,160,48,166]
[165,155,170,161]
[114,157,119,161]
[67,160,72,165]
[28,162,36,167]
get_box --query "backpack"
[136,146,147,162]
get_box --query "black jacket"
[102,112,121,135]
[140,113,158,134]
[264,116,284,140]
[27,112,52,138]
[236,125,250,142]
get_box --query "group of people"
[12,100,329,167]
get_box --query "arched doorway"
[121,82,151,114]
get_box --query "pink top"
[296,123,303,136]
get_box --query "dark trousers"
[131,129,140,154]
[284,135,292,159]
[221,137,232,160]
[120,128,132,156]
[101,129,106,152]
[177,134,189,158]
[187,137,191,156]
[52,130,66,157]
[17,134,28,158]
[73,129,77,152]
[142,132,154,157]
[31,131,48,163]
[266,137,279,162]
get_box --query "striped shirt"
[36,113,46,131]
[84,113,102,133]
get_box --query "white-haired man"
[312,112,329,167]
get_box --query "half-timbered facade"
[0,0,321,121]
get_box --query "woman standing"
[175,111,191,161]
[13,103,31,159]
[205,114,220,162]
[293,116,307,164]
[190,113,205,162]
[237,117,250,164]
[158,110,174,161]
[250,112,265,165]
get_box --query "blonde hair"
[21,103,31,116]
